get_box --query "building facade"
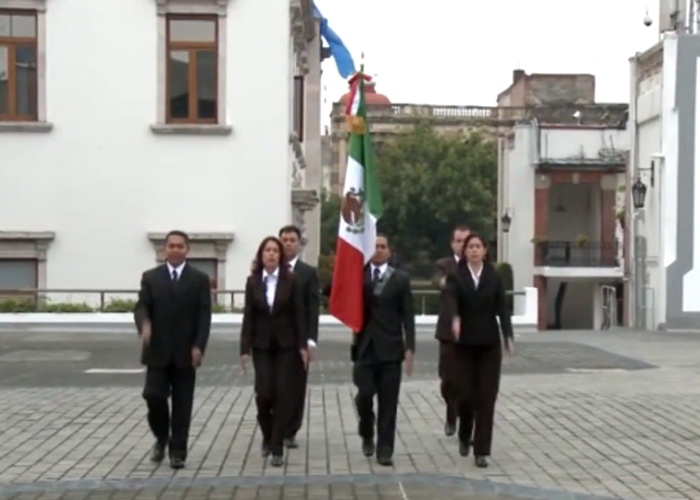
[327,82,501,196]
[496,71,628,330]
[0,0,320,304]
[290,0,321,265]
[628,33,700,330]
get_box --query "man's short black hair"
[278,225,302,239]
[165,230,190,245]
[376,233,390,247]
[452,224,470,239]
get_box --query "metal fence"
[0,288,525,316]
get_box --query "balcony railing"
[330,103,628,127]
[0,288,524,316]
[534,241,619,267]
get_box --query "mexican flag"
[328,69,383,333]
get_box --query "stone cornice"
[154,0,231,16]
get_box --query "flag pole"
[344,52,370,135]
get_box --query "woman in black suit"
[444,233,514,468]
[239,236,309,466]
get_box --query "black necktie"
[372,267,381,284]
[171,270,178,282]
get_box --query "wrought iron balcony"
[534,240,619,267]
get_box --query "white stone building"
[628,32,700,330]
[498,122,628,330]
[496,72,628,329]
[0,0,320,305]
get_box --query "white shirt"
[287,255,316,348]
[262,267,279,308]
[370,262,388,280]
[167,261,186,280]
[454,254,460,263]
[467,263,483,287]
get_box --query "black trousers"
[438,342,458,426]
[353,361,402,456]
[285,351,308,439]
[453,342,502,456]
[142,363,196,459]
[253,348,297,456]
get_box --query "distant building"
[628,33,700,330]
[496,70,629,330]
[328,78,502,196]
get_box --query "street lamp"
[631,175,649,330]
[632,177,647,209]
[500,213,512,233]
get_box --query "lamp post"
[631,176,648,329]
[500,212,512,262]
[500,213,512,233]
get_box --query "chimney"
[513,69,526,83]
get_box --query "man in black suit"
[278,225,319,449]
[352,234,416,466]
[432,224,470,436]
[134,230,212,469]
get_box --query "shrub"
[0,299,38,313]
[102,299,137,312]
[42,302,94,313]
[0,299,242,313]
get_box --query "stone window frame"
[150,0,233,136]
[0,231,55,290]
[147,232,234,301]
[0,0,52,133]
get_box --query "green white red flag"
[328,69,383,333]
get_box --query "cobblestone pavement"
[1,329,700,500]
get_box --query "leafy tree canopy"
[375,122,497,277]
[319,121,497,279]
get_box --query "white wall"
[630,38,668,328]
[0,0,292,292]
[539,128,628,160]
[501,124,536,293]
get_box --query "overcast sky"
[315,0,663,124]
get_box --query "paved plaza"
[0,329,699,499]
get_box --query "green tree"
[373,121,497,277]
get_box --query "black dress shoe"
[270,455,284,467]
[284,437,299,449]
[444,423,456,437]
[474,455,488,468]
[170,456,185,469]
[150,441,166,463]
[459,441,470,457]
[361,439,375,457]
[376,455,393,466]
[261,443,271,458]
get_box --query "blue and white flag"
[311,3,356,79]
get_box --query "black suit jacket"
[134,263,212,368]
[240,272,307,355]
[353,266,416,363]
[291,260,320,343]
[432,256,459,342]
[444,263,514,346]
